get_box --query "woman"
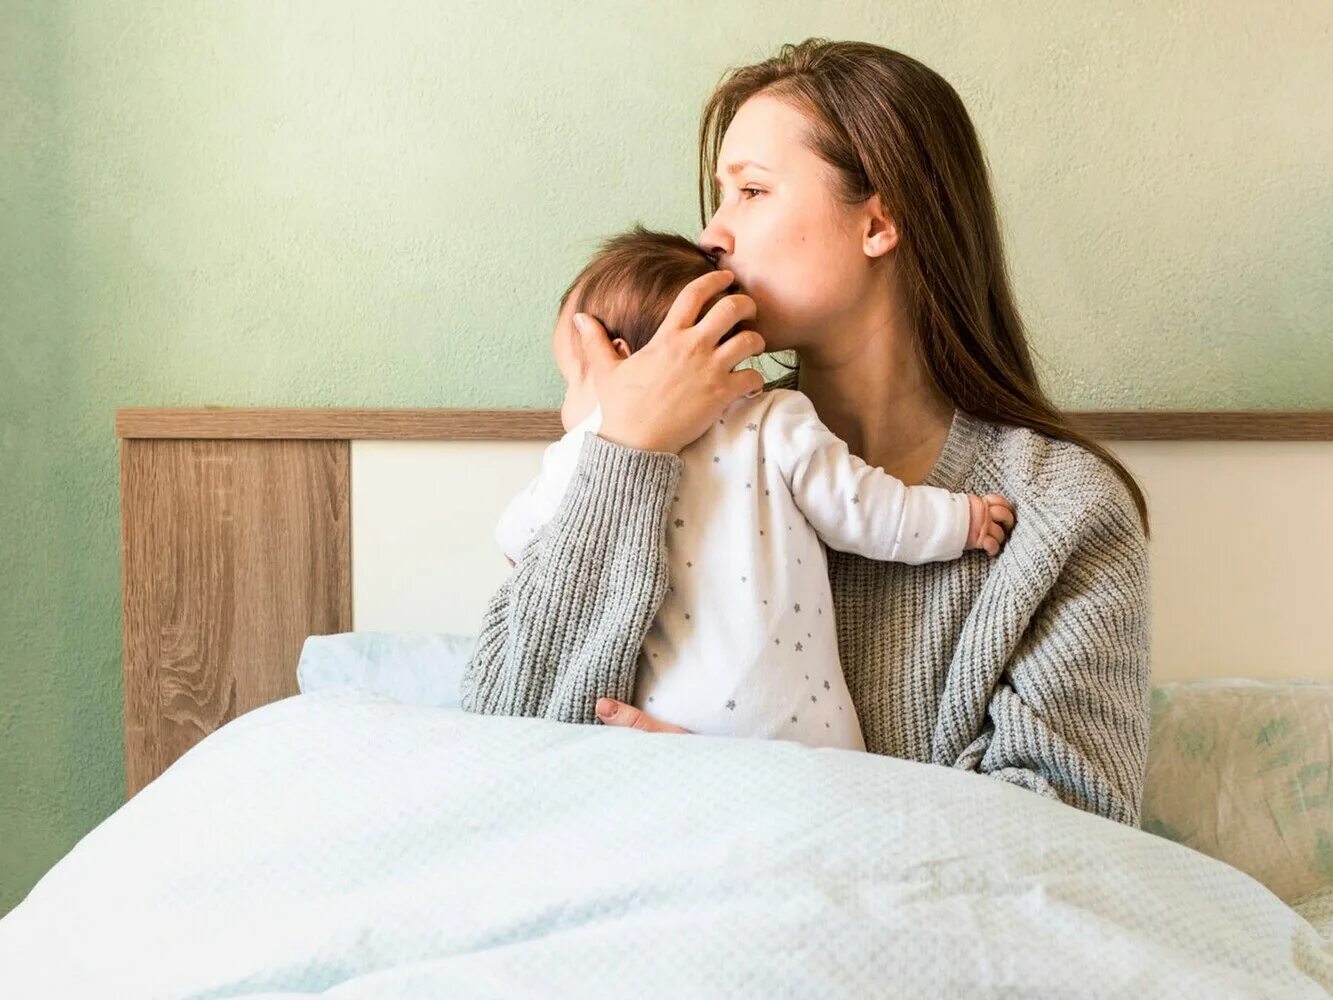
[460,39,1152,827]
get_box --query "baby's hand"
[966,493,1015,557]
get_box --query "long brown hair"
[697,39,1149,536]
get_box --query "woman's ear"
[862,194,899,258]
[611,338,632,360]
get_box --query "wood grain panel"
[116,404,1333,797]
[116,408,566,441]
[1069,410,1333,441]
[115,407,1333,442]
[120,438,351,797]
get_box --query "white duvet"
[2,688,1331,998]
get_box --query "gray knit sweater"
[460,393,1153,827]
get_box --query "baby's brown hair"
[559,225,738,353]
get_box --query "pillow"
[1143,678,1333,905]
[296,632,477,710]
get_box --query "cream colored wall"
[349,439,1333,684]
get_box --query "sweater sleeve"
[459,432,682,724]
[952,490,1153,826]
[494,415,600,565]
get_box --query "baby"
[496,227,1014,751]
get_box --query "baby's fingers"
[985,495,1015,530]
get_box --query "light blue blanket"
[2,689,1331,998]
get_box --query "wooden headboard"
[116,408,1333,797]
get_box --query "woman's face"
[699,94,887,353]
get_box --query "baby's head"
[552,225,738,430]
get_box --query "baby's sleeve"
[764,390,970,564]
[495,410,601,565]
[495,478,553,565]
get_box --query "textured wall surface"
[2,0,1330,914]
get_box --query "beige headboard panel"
[116,408,1333,795]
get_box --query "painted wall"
[2,0,1329,914]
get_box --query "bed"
[0,405,1331,997]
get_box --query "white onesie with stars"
[495,388,973,752]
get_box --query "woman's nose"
[699,213,733,262]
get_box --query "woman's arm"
[495,415,601,565]
[952,492,1152,826]
[459,434,681,723]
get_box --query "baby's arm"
[967,494,1016,557]
[765,391,1011,564]
[495,478,557,566]
[495,411,601,565]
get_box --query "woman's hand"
[595,698,690,733]
[576,269,766,455]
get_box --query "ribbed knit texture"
[460,394,1153,827]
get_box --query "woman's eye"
[740,187,764,200]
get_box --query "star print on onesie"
[495,388,973,751]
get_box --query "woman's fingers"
[595,698,689,733]
[660,269,737,335]
[589,271,764,455]
[714,329,766,372]
[694,291,758,346]
[727,366,766,401]
[574,312,621,385]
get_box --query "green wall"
[2,0,1330,914]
